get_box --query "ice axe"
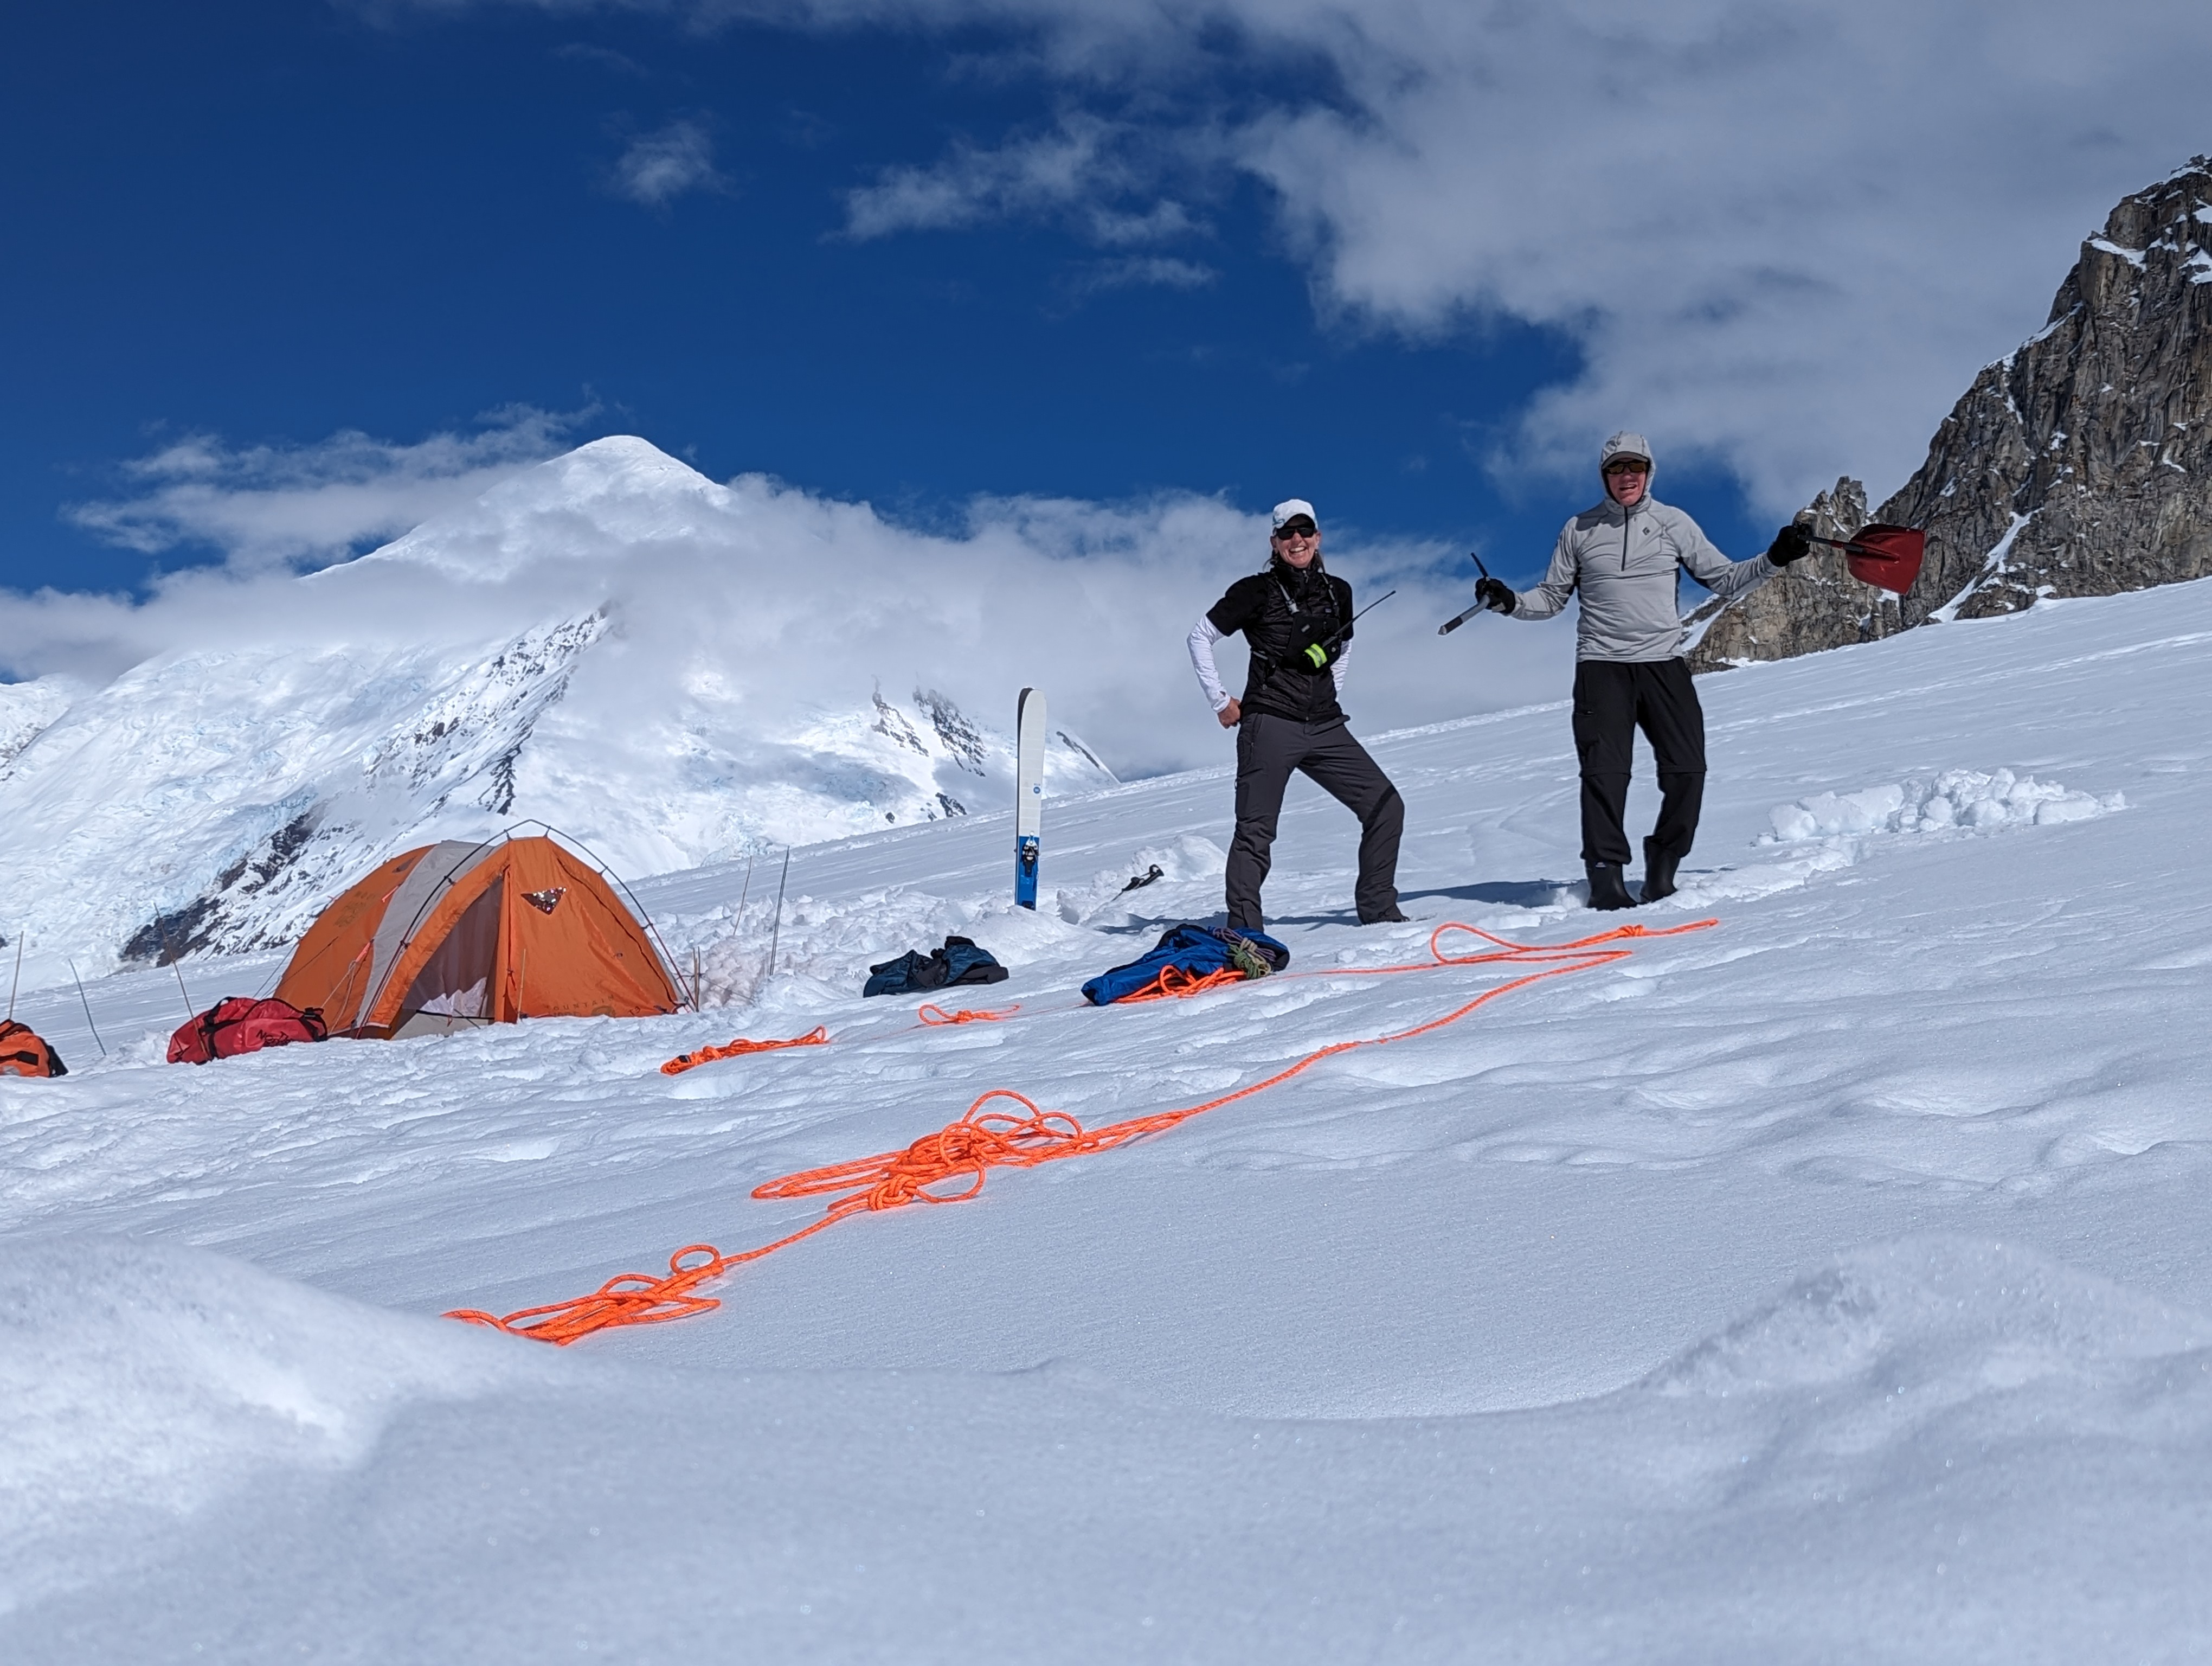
[1439,553,1496,635]
[1287,588,1397,669]
[1805,523,1925,595]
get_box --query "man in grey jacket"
[1475,431,1810,909]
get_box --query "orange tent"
[274,836,682,1039]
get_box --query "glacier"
[3,564,2211,1659]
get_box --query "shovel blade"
[1843,523,1925,594]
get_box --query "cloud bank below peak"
[9,432,1571,781]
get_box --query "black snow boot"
[1585,862,1636,912]
[1641,840,1680,905]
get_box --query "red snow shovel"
[1808,524,1924,594]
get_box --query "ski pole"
[1439,552,1496,635]
[68,959,107,1056]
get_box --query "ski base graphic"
[1014,688,1046,909]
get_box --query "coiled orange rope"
[917,1003,1020,1025]
[1116,964,1248,1002]
[659,1026,829,1077]
[451,918,1715,1343]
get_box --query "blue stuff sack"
[1081,924,1290,1006]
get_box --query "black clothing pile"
[861,935,1010,998]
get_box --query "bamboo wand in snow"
[152,913,196,1019]
[67,959,107,1057]
[766,848,791,983]
[5,929,21,1022]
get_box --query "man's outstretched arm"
[1503,524,1580,620]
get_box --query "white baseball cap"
[1271,498,1319,532]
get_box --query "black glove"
[1475,576,1516,614]
[1766,523,1814,566]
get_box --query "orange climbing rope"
[659,1026,829,1077]
[917,1002,1020,1025]
[452,917,1716,1343]
[1116,963,1248,1002]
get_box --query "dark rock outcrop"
[1690,156,2212,670]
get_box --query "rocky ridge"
[1690,157,2212,670]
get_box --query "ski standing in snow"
[1188,498,1406,930]
[1014,687,1046,909]
[1471,431,1812,908]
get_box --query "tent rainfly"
[274,836,681,1039]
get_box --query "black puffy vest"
[1240,558,1349,723]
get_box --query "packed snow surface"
[7,576,2212,1659]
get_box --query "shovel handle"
[1808,531,1913,560]
[1442,551,1493,633]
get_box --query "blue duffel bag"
[1081,924,1290,1006]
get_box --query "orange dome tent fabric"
[274,836,681,1039]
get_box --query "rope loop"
[1118,964,1248,1003]
[917,1003,1020,1026]
[660,1026,829,1076]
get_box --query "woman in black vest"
[1187,498,1406,930]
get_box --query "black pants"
[1572,658,1707,868]
[1226,713,1404,928]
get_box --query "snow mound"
[1053,834,1229,926]
[1650,1235,2212,1399]
[671,880,1101,1010]
[0,1236,553,1612]
[1763,767,2123,844]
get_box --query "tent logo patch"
[524,887,567,915]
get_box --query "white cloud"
[1068,255,1219,296]
[609,117,730,205]
[7,435,1569,778]
[673,0,2212,513]
[843,111,1205,248]
[65,408,577,575]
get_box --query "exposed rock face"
[1690,156,2212,670]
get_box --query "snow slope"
[6,575,2212,1660]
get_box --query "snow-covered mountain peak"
[356,437,738,583]
[0,437,1120,986]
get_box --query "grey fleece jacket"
[1513,495,1778,662]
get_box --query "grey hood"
[1598,430,1654,478]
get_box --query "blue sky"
[5,0,2207,610]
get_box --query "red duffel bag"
[168,997,329,1065]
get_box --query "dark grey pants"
[1225,713,1404,929]
[1571,657,1707,868]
